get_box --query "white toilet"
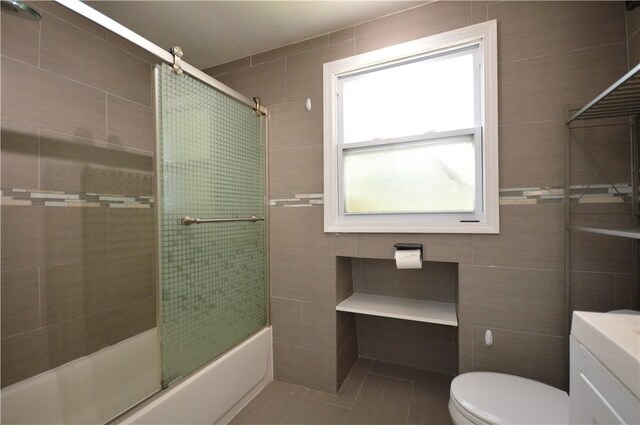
[449,310,639,425]
[448,372,569,424]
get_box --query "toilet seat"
[449,372,569,425]
[449,394,492,425]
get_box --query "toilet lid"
[450,372,569,425]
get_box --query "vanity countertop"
[571,311,640,399]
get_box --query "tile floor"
[229,357,454,425]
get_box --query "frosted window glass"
[343,136,475,213]
[340,49,476,144]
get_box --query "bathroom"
[1,0,638,424]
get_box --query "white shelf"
[336,293,458,327]
[572,226,640,240]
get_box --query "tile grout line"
[471,324,475,372]
[269,142,324,153]
[406,378,416,425]
[37,267,42,328]
[462,264,565,273]
[630,26,640,44]
[284,56,288,102]
[105,92,108,143]
[37,11,42,68]
[63,130,155,155]
[273,295,333,307]
[499,118,561,128]
[3,54,151,110]
[349,358,375,410]
[299,394,352,419]
[340,403,349,425]
[626,1,640,47]
[106,90,155,111]
[625,2,630,70]
[249,34,328,68]
[254,35,334,68]
[37,129,41,190]
[39,8,106,42]
[299,299,304,348]
[470,323,565,340]
[367,370,416,384]
[45,0,162,73]
[4,308,110,340]
[323,359,376,416]
[100,31,160,68]
[500,41,627,67]
[107,207,110,257]
[280,387,307,424]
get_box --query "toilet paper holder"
[393,243,423,256]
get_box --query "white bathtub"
[120,327,273,425]
[1,329,160,424]
[1,327,272,425]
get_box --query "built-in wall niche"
[335,257,458,387]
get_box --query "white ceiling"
[87,1,424,69]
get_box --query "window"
[323,21,498,233]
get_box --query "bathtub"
[1,327,272,425]
[120,327,273,425]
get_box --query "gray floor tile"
[369,360,417,382]
[305,357,372,408]
[283,397,350,425]
[230,380,307,425]
[407,370,453,425]
[230,359,454,425]
[344,374,413,425]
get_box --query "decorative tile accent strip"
[270,193,324,207]
[270,184,634,208]
[6,184,628,209]
[1,188,154,208]
[499,184,632,205]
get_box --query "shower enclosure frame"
[51,0,263,113]
[47,0,272,417]
[153,65,271,390]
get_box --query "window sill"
[324,219,499,234]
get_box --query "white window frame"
[323,20,499,234]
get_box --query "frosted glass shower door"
[155,64,267,386]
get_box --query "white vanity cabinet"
[570,312,640,425]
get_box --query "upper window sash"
[335,40,482,144]
[323,20,499,234]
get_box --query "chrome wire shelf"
[567,62,640,123]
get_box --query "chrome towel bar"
[181,215,264,225]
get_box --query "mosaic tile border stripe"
[4,184,629,209]
[1,188,154,208]
[499,183,632,205]
[270,184,634,208]
[269,193,324,207]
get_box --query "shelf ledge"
[336,293,458,327]
[571,226,640,240]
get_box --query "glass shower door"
[155,64,267,387]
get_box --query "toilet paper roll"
[394,249,422,269]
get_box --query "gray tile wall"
[628,4,640,67]
[353,259,456,303]
[1,2,158,387]
[206,1,633,393]
[351,259,458,375]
